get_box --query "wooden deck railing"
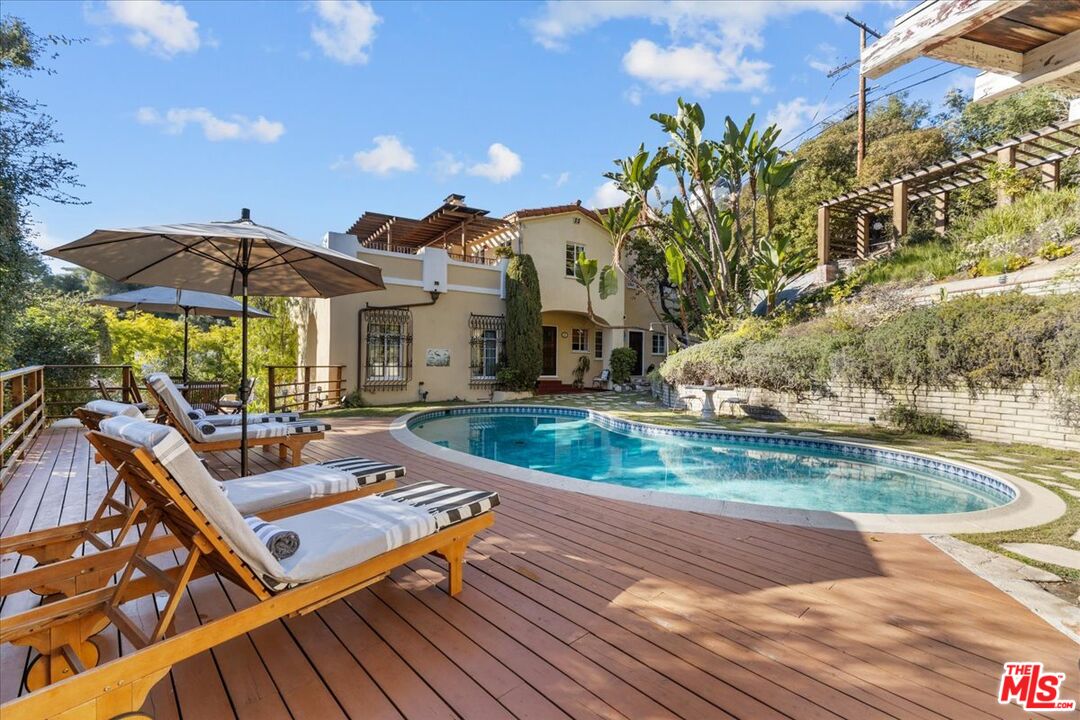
[44,365,141,421]
[1,366,46,488]
[268,365,346,413]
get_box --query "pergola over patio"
[347,194,514,262]
[816,118,1080,273]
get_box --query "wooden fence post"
[934,192,950,236]
[1041,160,1060,191]
[996,146,1016,206]
[891,182,908,244]
[268,367,277,413]
[856,214,871,259]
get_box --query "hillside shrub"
[609,347,638,385]
[661,292,1080,426]
[883,403,969,439]
[504,254,542,391]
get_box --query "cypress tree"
[504,254,542,390]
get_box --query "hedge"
[659,292,1080,424]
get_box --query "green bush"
[1038,241,1075,261]
[609,347,638,385]
[661,292,1080,426]
[883,403,969,439]
[504,254,542,391]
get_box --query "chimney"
[240,208,251,221]
[444,193,466,207]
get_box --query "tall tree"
[0,17,84,365]
[504,254,542,391]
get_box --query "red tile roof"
[505,202,603,225]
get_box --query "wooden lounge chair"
[145,372,326,465]
[95,378,150,412]
[0,413,403,598]
[0,420,496,716]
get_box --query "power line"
[781,65,961,150]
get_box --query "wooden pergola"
[816,119,1080,271]
[347,194,513,262]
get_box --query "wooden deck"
[2,419,1076,719]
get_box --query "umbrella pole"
[182,308,191,385]
[240,244,250,477]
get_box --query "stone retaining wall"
[657,380,1079,451]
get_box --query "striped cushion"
[319,457,405,486]
[379,481,499,529]
[288,420,330,435]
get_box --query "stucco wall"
[539,310,615,385]
[520,213,626,326]
[661,381,1079,451]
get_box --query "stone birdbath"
[683,384,720,419]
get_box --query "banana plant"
[749,232,811,315]
[573,251,618,325]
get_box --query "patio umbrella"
[47,209,384,475]
[89,286,272,385]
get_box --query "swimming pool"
[407,407,1015,515]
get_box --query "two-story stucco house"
[298,194,670,405]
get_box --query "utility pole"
[844,14,880,176]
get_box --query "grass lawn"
[312,392,1080,582]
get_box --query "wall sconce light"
[429,280,442,303]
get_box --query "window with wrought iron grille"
[363,308,412,389]
[469,314,505,384]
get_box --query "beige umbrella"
[47,209,384,475]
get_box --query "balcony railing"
[360,241,420,255]
[1,366,46,487]
[268,365,346,413]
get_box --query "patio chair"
[592,368,611,389]
[149,372,299,426]
[95,377,149,412]
[217,376,256,414]
[145,373,325,465]
[0,419,496,710]
[74,398,144,431]
[0,413,404,598]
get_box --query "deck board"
[2,421,1077,719]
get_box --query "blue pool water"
[409,410,1012,514]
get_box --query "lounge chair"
[0,418,496,712]
[74,398,145,431]
[592,368,611,389]
[149,373,298,426]
[95,377,150,412]
[0,412,403,597]
[145,372,327,465]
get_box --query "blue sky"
[6,1,975,269]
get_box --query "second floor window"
[572,328,589,352]
[565,243,586,276]
[651,332,667,355]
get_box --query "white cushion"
[84,399,144,419]
[273,497,436,583]
[97,416,435,590]
[224,463,359,515]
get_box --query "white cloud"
[100,0,200,57]
[434,150,464,178]
[136,106,285,143]
[343,135,417,174]
[530,1,857,94]
[623,39,770,94]
[766,97,831,140]
[555,171,571,188]
[588,180,628,209]
[467,143,522,183]
[806,42,839,74]
[624,86,643,106]
[310,0,381,65]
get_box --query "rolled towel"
[244,516,300,560]
[187,409,206,420]
[197,422,216,435]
